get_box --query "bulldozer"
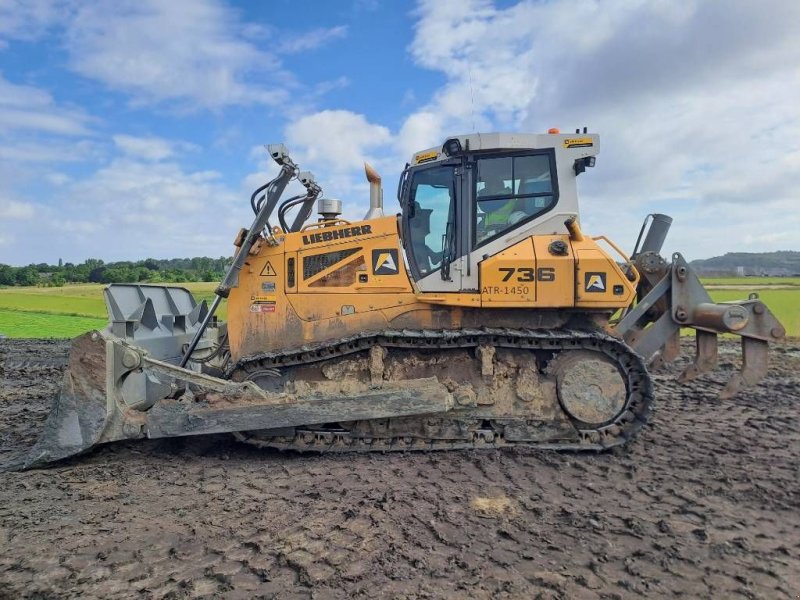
[17,129,785,469]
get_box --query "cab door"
[401,162,463,293]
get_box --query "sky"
[0,0,798,266]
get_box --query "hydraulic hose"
[250,181,272,214]
[278,194,307,232]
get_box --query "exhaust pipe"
[632,213,672,257]
[364,162,384,220]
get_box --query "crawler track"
[229,328,655,452]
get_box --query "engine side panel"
[227,215,635,362]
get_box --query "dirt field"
[1,339,798,599]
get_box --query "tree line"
[0,257,231,287]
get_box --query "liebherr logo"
[372,249,399,275]
[585,272,607,292]
[302,224,372,246]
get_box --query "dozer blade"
[18,333,111,469]
[616,252,785,398]
[15,330,454,470]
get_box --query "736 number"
[499,267,555,282]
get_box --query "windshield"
[407,165,455,277]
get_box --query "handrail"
[299,219,352,232]
[593,235,640,288]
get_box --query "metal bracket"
[615,252,785,398]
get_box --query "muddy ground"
[0,338,798,599]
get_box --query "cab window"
[408,165,455,276]
[475,153,555,246]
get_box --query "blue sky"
[1,0,799,266]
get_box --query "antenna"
[468,62,476,132]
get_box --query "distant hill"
[690,251,800,276]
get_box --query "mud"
[1,338,799,599]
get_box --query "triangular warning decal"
[261,261,277,276]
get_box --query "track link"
[228,328,654,452]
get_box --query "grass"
[0,309,107,338]
[0,291,106,318]
[701,276,800,287]
[0,280,796,339]
[0,282,225,338]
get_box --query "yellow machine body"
[227,216,637,361]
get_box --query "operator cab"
[398,131,599,292]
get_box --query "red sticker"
[250,304,276,313]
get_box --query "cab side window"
[475,153,555,246]
[408,166,454,276]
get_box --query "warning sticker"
[250,293,276,314]
[261,261,277,276]
[250,304,276,313]
[414,150,439,164]
[563,137,594,149]
[261,282,276,292]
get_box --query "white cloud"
[69,159,230,214]
[0,72,52,106]
[280,25,348,54]
[2,1,353,114]
[113,135,174,161]
[0,140,96,162]
[0,70,99,263]
[403,0,800,256]
[44,172,72,186]
[397,111,443,159]
[64,0,291,110]
[0,108,92,136]
[312,76,350,97]
[0,199,35,220]
[113,134,197,161]
[27,158,250,262]
[285,110,392,172]
[0,0,63,48]
[0,73,92,136]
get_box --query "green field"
[0,283,225,339]
[0,279,797,339]
[701,276,800,287]
[0,309,108,338]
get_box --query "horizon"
[4,248,800,270]
[1,1,799,264]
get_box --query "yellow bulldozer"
[18,129,785,468]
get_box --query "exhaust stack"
[364,162,384,220]
[632,213,673,258]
